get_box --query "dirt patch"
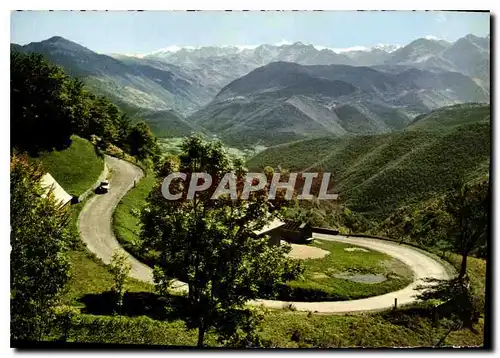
[286,243,330,260]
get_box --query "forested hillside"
[11,50,161,164]
[248,103,490,218]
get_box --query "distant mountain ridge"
[143,34,489,90]
[189,60,489,147]
[11,33,490,144]
[12,36,212,115]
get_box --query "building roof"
[40,173,73,207]
[281,220,310,231]
[253,217,286,236]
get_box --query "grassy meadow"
[37,135,104,196]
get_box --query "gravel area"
[286,243,330,259]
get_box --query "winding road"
[78,156,452,313]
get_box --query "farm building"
[280,220,313,244]
[40,173,73,208]
[253,218,313,246]
[253,217,286,246]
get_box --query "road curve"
[79,156,150,281]
[78,156,451,313]
[249,234,452,313]
[79,156,188,290]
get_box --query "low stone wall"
[312,227,424,250]
[76,162,109,203]
[312,227,340,235]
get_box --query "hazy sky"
[11,10,490,54]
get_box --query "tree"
[444,179,489,279]
[11,49,160,164]
[127,121,160,162]
[415,179,489,336]
[140,135,303,347]
[11,51,74,154]
[109,251,132,314]
[115,114,132,152]
[10,153,72,340]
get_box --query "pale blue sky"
[11,11,490,54]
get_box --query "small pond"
[333,272,387,284]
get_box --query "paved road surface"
[78,156,451,313]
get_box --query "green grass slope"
[113,172,156,254]
[283,240,413,301]
[37,135,104,196]
[248,104,491,217]
[59,251,485,347]
[407,103,490,132]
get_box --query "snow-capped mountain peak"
[142,41,403,58]
[330,45,370,53]
[371,43,402,53]
[314,44,401,53]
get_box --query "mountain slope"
[16,36,209,114]
[190,61,489,148]
[36,135,104,196]
[383,34,490,91]
[247,104,491,217]
[407,103,490,132]
[386,38,450,65]
[12,37,206,137]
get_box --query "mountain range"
[11,34,490,147]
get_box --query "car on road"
[96,180,110,194]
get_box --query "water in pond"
[333,272,387,284]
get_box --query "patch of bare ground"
[286,243,330,260]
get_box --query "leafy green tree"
[444,179,489,279]
[127,121,159,161]
[116,114,132,151]
[126,121,161,166]
[10,153,72,340]
[416,179,488,335]
[109,251,132,314]
[11,52,74,154]
[140,135,303,347]
[85,96,121,144]
[64,77,90,135]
